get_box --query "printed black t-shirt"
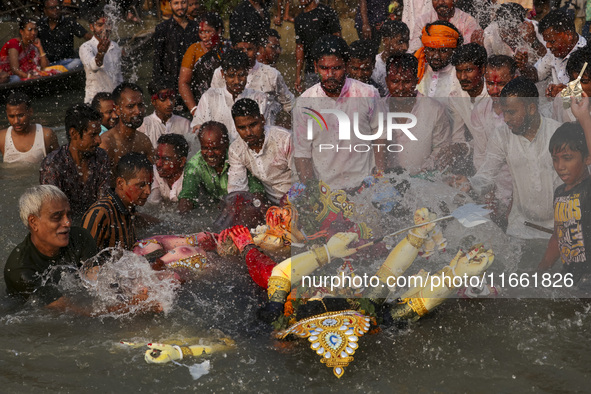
[553,177,591,283]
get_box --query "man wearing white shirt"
[481,3,546,63]
[138,82,191,149]
[470,55,518,229]
[451,77,561,239]
[147,134,188,204]
[409,0,479,53]
[384,53,451,174]
[79,10,122,104]
[402,0,431,40]
[439,43,489,174]
[191,49,269,143]
[293,35,385,191]
[471,55,517,169]
[227,98,293,204]
[209,30,294,125]
[517,10,587,97]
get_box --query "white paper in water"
[188,360,211,380]
[452,203,491,228]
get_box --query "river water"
[1,14,590,394]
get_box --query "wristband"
[190,106,198,115]
[173,345,183,360]
[311,245,330,266]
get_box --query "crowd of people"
[1,0,590,336]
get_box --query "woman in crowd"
[178,12,227,116]
[0,18,51,82]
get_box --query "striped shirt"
[81,188,136,250]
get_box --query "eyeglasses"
[151,90,176,101]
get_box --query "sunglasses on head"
[151,90,176,101]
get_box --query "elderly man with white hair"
[4,185,97,303]
[4,185,165,316]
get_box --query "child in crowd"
[538,97,591,287]
[138,81,191,149]
[82,152,153,250]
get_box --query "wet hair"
[451,43,488,68]
[112,82,143,105]
[381,20,410,40]
[313,35,350,63]
[487,55,517,76]
[44,0,63,5]
[64,103,102,142]
[549,122,589,158]
[348,40,376,62]
[566,47,591,79]
[90,92,114,112]
[87,7,106,25]
[221,48,250,72]
[198,120,229,144]
[6,92,32,109]
[231,28,260,46]
[268,28,281,40]
[423,21,464,47]
[500,76,538,109]
[157,133,189,158]
[386,53,419,76]
[18,17,37,30]
[114,152,152,182]
[200,12,224,34]
[500,76,539,98]
[260,28,281,46]
[495,2,525,29]
[148,79,175,96]
[19,185,67,228]
[231,98,261,119]
[539,9,576,34]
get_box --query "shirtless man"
[99,82,154,170]
[0,92,58,164]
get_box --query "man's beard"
[511,113,534,136]
[124,117,143,129]
[321,77,345,94]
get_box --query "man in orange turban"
[414,21,463,97]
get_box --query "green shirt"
[179,151,265,203]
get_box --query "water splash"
[350,170,523,273]
[57,248,180,317]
